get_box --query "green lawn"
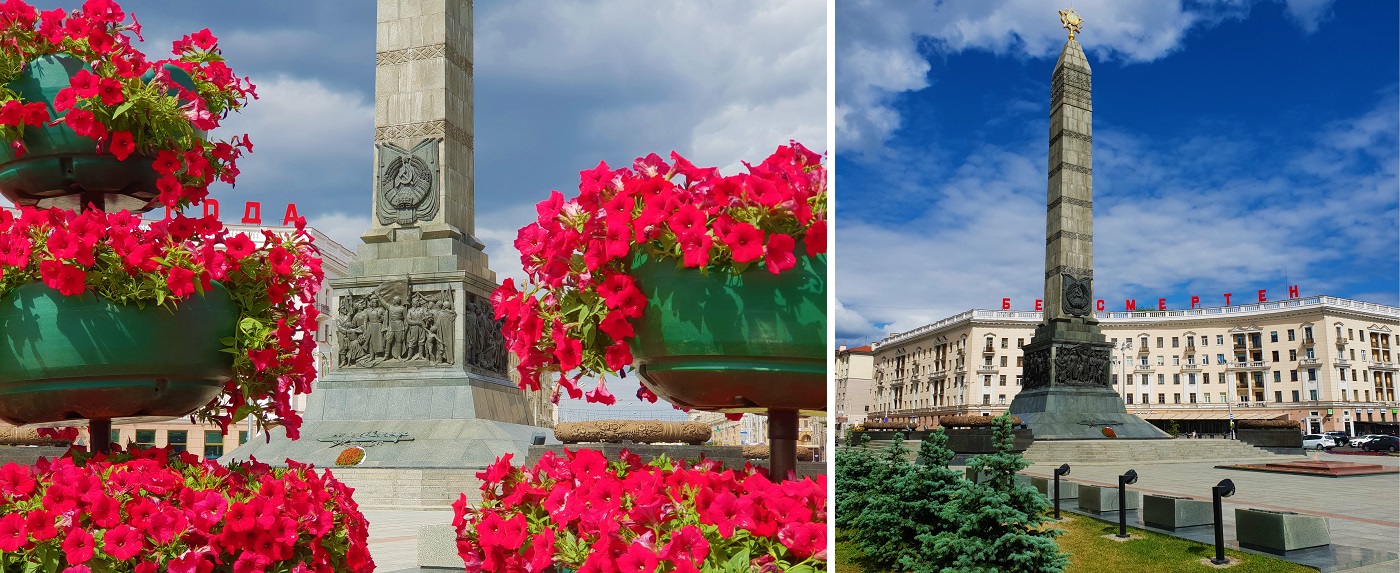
[835,515,1318,573]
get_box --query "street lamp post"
[1211,479,1236,565]
[1117,469,1138,539]
[1053,463,1071,519]
[1118,340,1132,405]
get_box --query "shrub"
[1238,419,1303,429]
[939,415,1023,428]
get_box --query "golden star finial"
[1059,8,1083,41]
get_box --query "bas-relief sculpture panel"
[334,280,507,374]
[376,138,442,226]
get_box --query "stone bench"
[1077,483,1139,514]
[1028,476,1079,502]
[1235,508,1331,554]
[1142,494,1213,529]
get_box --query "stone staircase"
[855,438,1289,466]
[326,467,482,510]
[1021,438,1288,466]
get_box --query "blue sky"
[51,0,826,412]
[834,0,1399,347]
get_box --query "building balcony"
[954,366,967,374]
[1337,358,1351,367]
[1372,362,1398,371]
[1182,363,1202,371]
[1134,365,1154,372]
[983,345,996,354]
[1299,358,1321,367]
[977,365,998,374]
[1225,361,1271,370]
[1138,346,1150,354]
[1302,336,1315,345]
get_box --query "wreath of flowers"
[491,143,826,405]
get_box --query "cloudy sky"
[835,0,1399,348]
[66,0,826,411]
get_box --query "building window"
[135,430,156,449]
[1291,390,1300,402]
[1203,373,1211,383]
[998,395,1006,404]
[1140,374,1149,385]
[1172,337,1179,348]
[1158,393,1166,404]
[167,431,187,454]
[983,376,992,386]
[1203,393,1211,403]
[1000,356,1008,367]
[1349,328,1354,340]
[1202,336,1208,347]
[1016,356,1023,367]
[1274,391,1283,403]
[1273,371,1282,383]
[1272,351,1279,362]
[1142,393,1150,404]
[1270,331,1279,343]
[1141,337,1148,348]
[1126,394,1134,404]
[1173,393,1181,404]
[1309,389,1318,401]
[1173,374,1181,385]
[1216,335,1224,345]
[110,430,121,445]
[1289,349,1297,361]
[1187,336,1195,347]
[1157,356,1164,366]
[204,431,224,460]
[1015,376,1022,385]
[1219,393,1227,403]
[1001,338,1009,349]
[999,375,1007,386]
[1157,337,1164,348]
[239,431,249,445]
[1287,329,1295,341]
[1172,356,1180,366]
[982,395,991,405]
[1291,370,1298,382]
[1307,369,1316,381]
[1217,354,1226,364]
[1111,374,1118,385]
[1188,373,1197,385]
[1018,338,1024,348]
[1340,369,1347,381]
[1157,374,1165,385]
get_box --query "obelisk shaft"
[1043,39,1095,323]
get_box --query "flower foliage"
[0,0,255,208]
[0,205,324,438]
[453,449,827,573]
[0,447,373,572]
[491,143,827,404]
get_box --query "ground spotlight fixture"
[1211,478,1237,565]
[1053,464,1071,519]
[1116,469,1137,538]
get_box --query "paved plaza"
[1017,449,1400,572]
[366,509,452,572]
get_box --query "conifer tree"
[853,429,965,571]
[914,415,1070,573]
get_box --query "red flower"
[68,69,99,98]
[167,266,197,297]
[723,222,764,263]
[763,233,797,274]
[152,150,181,175]
[61,526,95,564]
[103,524,143,561]
[553,336,583,373]
[39,260,86,296]
[0,513,26,552]
[679,231,713,268]
[108,130,135,161]
[804,219,827,255]
[96,77,123,106]
[189,28,218,50]
[585,377,617,405]
[603,342,632,372]
[598,311,634,342]
[63,108,106,139]
[224,233,256,259]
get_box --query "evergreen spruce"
[852,430,964,572]
[834,431,886,529]
[914,415,1070,573]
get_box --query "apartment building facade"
[865,296,1399,437]
[835,344,874,437]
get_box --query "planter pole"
[768,408,798,480]
[89,418,111,455]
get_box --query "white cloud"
[836,0,1261,158]
[1281,0,1335,34]
[836,92,1399,340]
[305,212,371,254]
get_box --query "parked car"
[1323,431,1350,447]
[1351,434,1386,448]
[1361,435,1399,453]
[1301,434,1336,450]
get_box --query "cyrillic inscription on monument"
[376,137,442,226]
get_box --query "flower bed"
[453,449,827,572]
[0,447,373,572]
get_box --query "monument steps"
[856,438,1287,466]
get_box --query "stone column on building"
[1006,10,1169,440]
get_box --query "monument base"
[1008,386,1170,440]
[224,373,547,468]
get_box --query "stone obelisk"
[228,0,546,471]
[1007,10,1169,439]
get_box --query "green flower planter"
[0,281,236,425]
[628,251,826,415]
[0,54,196,213]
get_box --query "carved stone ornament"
[376,138,441,226]
[1062,274,1093,316]
[335,281,458,369]
[1053,343,1111,388]
[1022,346,1051,391]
